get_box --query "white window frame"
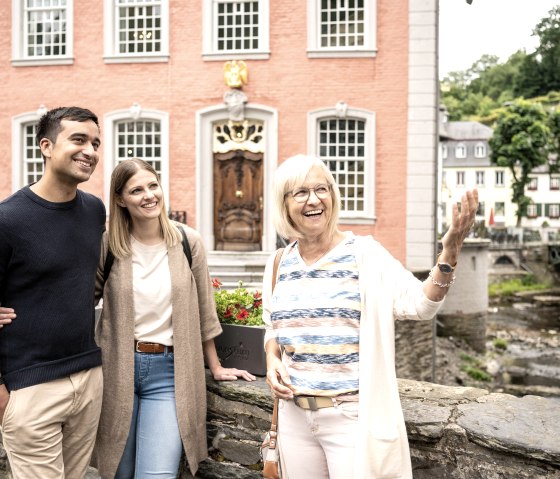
[495,170,505,187]
[495,202,505,216]
[307,0,376,58]
[474,142,486,158]
[202,0,270,61]
[442,144,448,159]
[527,203,538,218]
[11,111,46,191]
[475,170,485,187]
[550,177,560,191]
[103,108,169,203]
[103,0,169,63]
[308,106,375,222]
[456,171,465,187]
[527,177,538,191]
[455,143,466,159]
[12,0,74,66]
[549,204,560,219]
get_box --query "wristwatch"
[437,262,455,274]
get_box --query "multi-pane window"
[495,170,504,186]
[550,177,560,190]
[23,123,43,184]
[319,0,365,48]
[527,177,538,191]
[318,118,365,213]
[116,0,162,54]
[216,1,259,51]
[456,171,465,186]
[308,0,375,57]
[476,171,485,186]
[455,143,466,159]
[495,202,505,216]
[549,204,560,219]
[25,0,67,57]
[442,144,448,159]
[474,142,486,158]
[116,120,162,175]
[527,203,538,218]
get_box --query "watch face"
[438,263,453,274]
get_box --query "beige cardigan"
[91,225,222,478]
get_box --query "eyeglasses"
[285,184,331,203]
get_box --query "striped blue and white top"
[270,233,361,397]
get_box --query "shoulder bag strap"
[269,247,284,434]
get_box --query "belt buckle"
[135,341,145,353]
[297,396,318,411]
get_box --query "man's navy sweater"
[0,186,105,391]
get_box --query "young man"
[0,107,106,478]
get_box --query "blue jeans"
[115,351,182,479]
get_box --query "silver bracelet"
[428,268,456,288]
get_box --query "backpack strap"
[103,249,115,284]
[103,227,192,284]
[179,227,193,268]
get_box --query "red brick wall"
[0,0,409,260]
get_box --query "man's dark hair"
[35,106,99,150]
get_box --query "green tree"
[549,108,560,174]
[489,100,551,226]
[532,6,560,94]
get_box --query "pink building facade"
[1,0,439,269]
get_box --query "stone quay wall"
[0,373,558,478]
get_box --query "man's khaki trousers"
[1,366,103,479]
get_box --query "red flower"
[212,278,222,289]
[236,309,249,321]
[253,291,262,300]
[224,306,233,318]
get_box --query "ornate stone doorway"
[212,120,265,251]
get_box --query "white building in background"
[439,115,560,235]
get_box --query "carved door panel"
[213,150,263,251]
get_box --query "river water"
[487,300,560,398]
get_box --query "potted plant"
[212,278,267,376]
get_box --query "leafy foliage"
[489,100,551,225]
[212,278,264,326]
[488,276,551,297]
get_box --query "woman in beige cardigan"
[92,158,254,479]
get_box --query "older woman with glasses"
[262,154,478,479]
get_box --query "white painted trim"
[407,0,438,271]
[196,103,278,252]
[12,0,74,64]
[103,0,169,61]
[103,109,170,206]
[307,106,376,221]
[307,0,376,56]
[11,111,42,192]
[202,0,270,57]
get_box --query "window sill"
[338,216,377,225]
[12,57,74,67]
[104,55,170,64]
[307,49,376,59]
[202,51,270,61]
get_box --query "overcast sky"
[438,1,559,79]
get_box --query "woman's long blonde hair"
[108,158,181,259]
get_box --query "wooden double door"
[213,150,263,251]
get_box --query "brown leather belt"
[294,396,335,411]
[135,341,173,354]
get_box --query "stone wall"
[1,374,558,478]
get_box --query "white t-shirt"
[131,237,173,346]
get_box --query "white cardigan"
[263,234,444,479]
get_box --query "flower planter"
[214,323,267,376]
